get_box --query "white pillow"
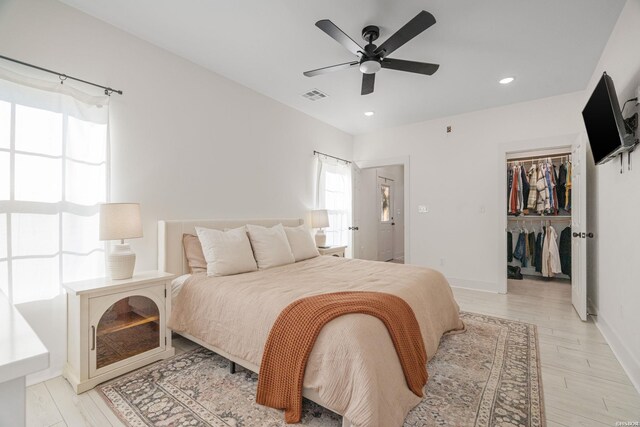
[246,224,295,269]
[284,225,320,262]
[195,226,258,276]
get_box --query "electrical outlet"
[418,205,428,213]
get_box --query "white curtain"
[315,155,352,255]
[0,67,109,304]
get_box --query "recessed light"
[499,77,515,85]
[364,111,375,117]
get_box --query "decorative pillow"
[195,226,258,277]
[284,225,320,262]
[182,234,207,273]
[246,224,295,269]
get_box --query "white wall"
[0,0,352,381]
[583,0,640,391]
[354,92,585,292]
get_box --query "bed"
[158,218,463,427]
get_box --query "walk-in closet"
[506,151,573,284]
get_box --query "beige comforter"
[168,256,463,427]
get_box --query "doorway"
[353,164,405,263]
[502,134,588,321]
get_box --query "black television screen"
[582,73,630,164]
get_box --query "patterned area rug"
[98,312,544,426]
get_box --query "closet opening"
[506,150,573,290]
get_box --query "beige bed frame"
[157,219,351,427]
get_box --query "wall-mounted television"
[582,72,635,165]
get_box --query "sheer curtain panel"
[0,68,109,304]
[315,155,352,253]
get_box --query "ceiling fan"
[303,10,440,96]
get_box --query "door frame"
[499,134,578,294]
[355,156,411,263]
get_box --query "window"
[0,74,109,304]
[316,156,352,250]
[380,184,391,222]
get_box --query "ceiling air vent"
[301,89,328,101]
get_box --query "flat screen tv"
[582,72,634,165]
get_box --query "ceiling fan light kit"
[304,11,440,95]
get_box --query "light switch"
[418,205,428,213]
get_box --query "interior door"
[571,134,588,321]
[377,177,394,261]
[352,167,378,260]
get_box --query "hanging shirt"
[559,227,572,277]
[565,162,572,211]
[556,163,567,210]
[527,165,538,210]
[520,165,530,213]
[544,163,554,214]
[542,226,562,277]
[536,165,550,214]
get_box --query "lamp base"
[108,243,136,280]
[315,229,327,248]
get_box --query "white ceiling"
[59,0,625,135]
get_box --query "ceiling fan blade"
[316,19,364,56]
[381,58,439,75]
[374,11,436,57]
[361,73,375,95]
[303,61,359,77]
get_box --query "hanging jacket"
[544,164,554,214]
[507,167,514,207]
[565,162,572,211]
[520,165,529,213]
[507,231,513,262]
[542,226,562,277]
[559,227,572,277]
[551,164,559,214]
[509,166,519,214]
[513,232,527,267]
[527,165,538,210]
[556,164,566,210]
[528,231,536,264]
[517,166,524,213]
[535,230,544,273]
[536,166,550,214]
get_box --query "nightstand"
[318,245,347,257]
[62,271,176,393]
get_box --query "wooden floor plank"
[26,383,64,427]
[45,377,113,427]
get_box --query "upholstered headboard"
[158,218,304,276]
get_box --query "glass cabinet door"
[95,295,160,369]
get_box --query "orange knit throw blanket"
[255,291,428,423]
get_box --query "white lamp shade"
[311,209,330,229]
[99,203,143,241]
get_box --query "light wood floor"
[26,279,640,427]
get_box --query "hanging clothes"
[556,163,567,210]
[507,167,514,201]
[551,164,559,214]
[513,232,527,267]
[544,163,555,214]
[535,230,544,272]
[509,166,519,214]
[536,166,550,214]
[528,231,536,265]
[520,165,530,214]
[565,162,572,211]
[507,231,513,262]
[527,164,538,210]
[542,226,562,277]
[559,227,572,277]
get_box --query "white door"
[352,167,378,260]
[571,134,588,321]
[377,177,394,261]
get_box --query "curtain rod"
[0,54,123,96]
[313,150,351,164]
[507,153,571,163]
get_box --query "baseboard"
[447,277,502,294]
[593,313,640,394]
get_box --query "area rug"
[98,312,544,426]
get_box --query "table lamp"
[99,203,143,280]
[311,209,330,248]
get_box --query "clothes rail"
[507,216,571,221]
[507,153,571,163]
